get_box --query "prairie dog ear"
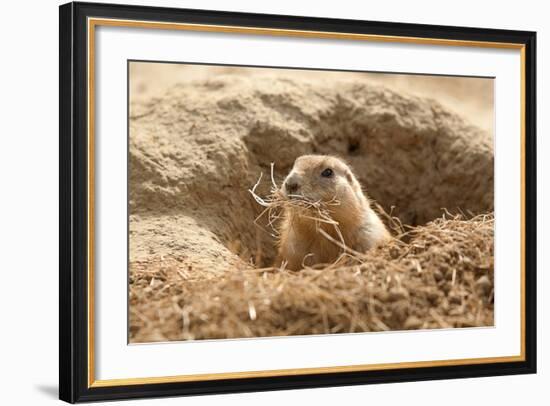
[345,170,364,195]
[345,170,354,184]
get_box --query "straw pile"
[129,213,493,342]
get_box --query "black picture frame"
[59,1,537,403]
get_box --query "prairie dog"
[276,155,390,270]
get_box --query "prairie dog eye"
[321,168,334,178]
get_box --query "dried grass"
[129,212,494,342]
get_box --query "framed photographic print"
[59,1,537,403]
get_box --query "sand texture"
[129,66,494,343]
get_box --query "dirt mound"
[129,73,494,342]
[130,75,493,268]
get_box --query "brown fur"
[276,155,390,270]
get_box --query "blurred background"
[130,62,494,134]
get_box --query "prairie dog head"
[281,155,366,210]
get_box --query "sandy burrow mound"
[129,215,494,342]
[129,75,493,273]
[128,74,494,342]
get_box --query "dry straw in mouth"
[248,163,348,254]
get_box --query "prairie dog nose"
[284,176,300,195]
